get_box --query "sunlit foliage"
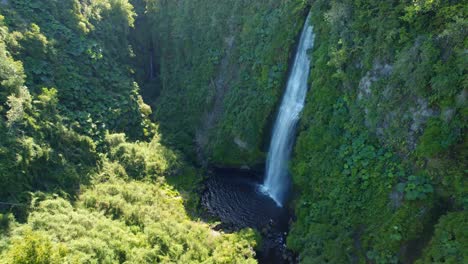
[288,0,466,263]
[0,179,257,263]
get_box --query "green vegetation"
[3,0,152,140]
[133,0,308,165]
[288,0,467,263]
[0,0,466,263]
[0,0,259,263]
[416,212,467,264]
[1,180,257,263]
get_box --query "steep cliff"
[0,0,465,263]
[288,1,466,263]
[132,0,309,167]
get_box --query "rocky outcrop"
[358,62,439,152]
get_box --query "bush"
[1,229,66,264]
[105,133,179,179]
[1,180,258,263]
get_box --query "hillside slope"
[0,1,258,263]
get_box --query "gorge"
[0,1,466,264]
[202,13,314,263]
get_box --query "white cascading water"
[262,12,315,207]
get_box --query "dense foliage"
[288,0,467,263]
[3,0,153,140]
[133,0,308,166]
[0,0,466,263]
[0,0,258,263]
[0,9,98,208]
[0,179,257,263]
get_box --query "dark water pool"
[202,169,295,264]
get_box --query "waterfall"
[262,12,315,207]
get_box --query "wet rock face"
[407,98,438,150]
[234,136,249,150]
[357,62,439,152]
[195,28,238,166]
[389,186,404,209]
[258,220,298,264]
[358,63,393,101]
